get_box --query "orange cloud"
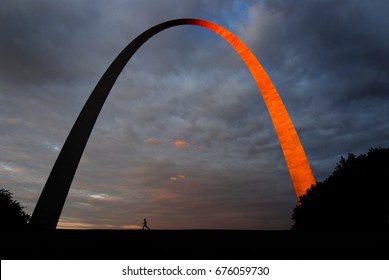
[170,175,185,181]
[173,140,189,149]
[144,138,162,144]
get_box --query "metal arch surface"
[30,18,316,229]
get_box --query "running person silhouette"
[142,218,150,230]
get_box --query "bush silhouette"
[292,147,389,229]
[0,188,30,228]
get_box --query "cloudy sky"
[1,0,388,230]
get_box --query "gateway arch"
[30,18,316,229]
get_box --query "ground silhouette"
[0,188,30,228]
[2,229,388,259]
[292,147,389,229]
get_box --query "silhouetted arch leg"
[29,18,315,229]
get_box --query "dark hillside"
[2,229,388,259]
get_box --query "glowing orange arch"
[191,19,316,199]
[30,18,315,229]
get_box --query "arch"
[29,18,315,229]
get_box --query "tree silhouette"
[0,188,30,228]
[292,147,389,229]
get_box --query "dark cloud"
[1,0,388,229]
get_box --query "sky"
[1,0,389,230]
